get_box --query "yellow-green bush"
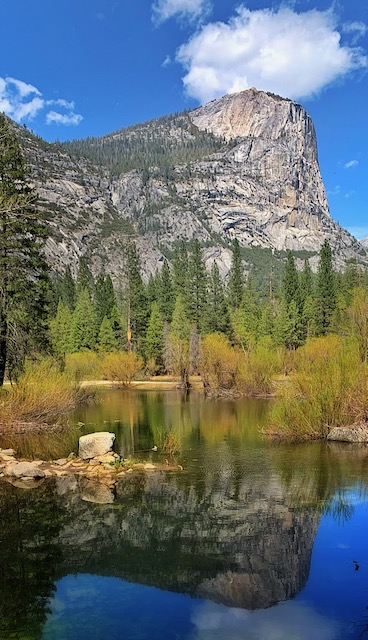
[101,351,143,385]
[237,341,278,396]
[0,359,81,423]
[65,351,103,381]
[267,336,368,440]
[199,333,239,392]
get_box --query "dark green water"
[1,389,368,640]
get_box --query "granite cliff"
[16,87,365,278]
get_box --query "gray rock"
[5,461,45,479]
[327,424,368,443]
[0,448,17,456]
[79,432,115,460]
[79,478,115,504]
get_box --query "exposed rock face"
[78,432,115,460]
[15,88,366,278]
[361,237,368,248]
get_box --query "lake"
[1,389,368,640]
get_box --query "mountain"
[16,87,366,278]
[361,237,368,248]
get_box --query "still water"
[1,389,368,640]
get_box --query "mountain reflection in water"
[0,390,368,640]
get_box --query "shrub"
[0,359,82,423]
[102,351,143,385]
[267,336,368,440]
[237,342,278,396]
[199,333,238,393]
[65,351,103,381]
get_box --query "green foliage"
[102,351,143,385]
[207,262,230,334]
[158,259,174,322]
[76,256,94,295]
[70,288,97,351]
[0,114,49,384]
[49,301,72,359]
[145,302,164,367]
[316,240,336,335]
[228,238,244,308]
[125,242,149,349]
[187,239,208,331]
[268,336,368,440]
[94,272,116,326]
[97,315,118,352]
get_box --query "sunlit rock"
[78,432,115,460]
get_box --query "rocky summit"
[16,87,365,278]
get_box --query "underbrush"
[266,336,368,440]
[0,359,89,424]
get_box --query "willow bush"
[267,336,368,440]
[101,352,143,386]
[0,359,81,423]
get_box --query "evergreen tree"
[97,316,117,352]
[158,259,174,322]
[165,294,190,387]
[228,238,244,309]
[49,301,72,360]
[125,242,149,349]
[173,241,189,303]
[315,240,336,335]
[61,265,76,310]
[70,288,97,351]
[207,262,230,334]
[303,294,317,340]
[76,256,94,295]
[94,273,116,327]
[145,301,164,367]
[0,114,49,384]
[146,272,158,306]
[110,305,125,349]
[283,251,301,310]
[187,239,207,331]
[284,300,303,350]
[300,259,313,304]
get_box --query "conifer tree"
[283,251,301,310]
[316,240,336,335]
[187,239,207,331]
[173,242,189,303]
[97,315,117,352]
[110,305,125,349]
[158,259,174,322]
[60,265,76,310]
[228,238,244,308]
[146,273,158,306]
[94,273,116,326]
[207,262,230,334]
[125,242,149,349]
[145,301,164,367]
[70,288,97,351]
[300,259,313,303]
[49,301,72,360]
[0,114,49,384]
[76,256,94,295]
[164,294,190,386]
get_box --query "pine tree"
[316,240,336,335]
[110,305,125,349]
[70,288,97,351]
[283,251,301,310]
[76,256,94,295]
[164,294,190,386]
[284,300,303,350]
[228,238,244,308]
[173,242,189,302]
[94,272,116,327]
[0,114,49,384]
[125,242,149,349]
[145,301,164,367]
[158,259,174,322]
[207,262,230,334]
[97,315,117,352]
[187,239,207,331]
[49,301,72,360]
[61,265,76,310]
[300,259,313,303]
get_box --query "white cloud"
[162,55,172,68]
[0,75,83,127]
[328,185,341,196]
[343,21,367,43]
[46,111,83,126]
[152,0,211,24]
[177,6,368,104]
[192,599,340,640]
[344,159,359,169]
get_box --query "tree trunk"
[0,316,7,386]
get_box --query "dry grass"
[266,336,368,440]
[0,359,85,424]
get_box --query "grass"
[265,336,368,440]
[0,359,91,426]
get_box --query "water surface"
[1,389,368,639]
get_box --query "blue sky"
[1,0,367,238]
